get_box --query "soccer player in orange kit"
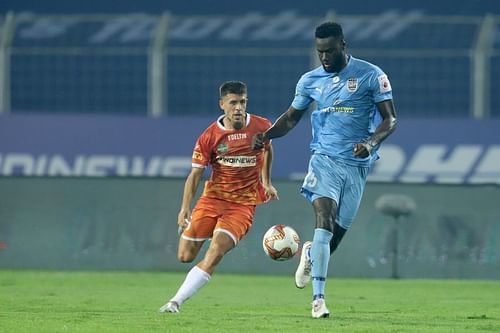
[159,80,278,313]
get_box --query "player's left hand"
[252,133,265,150]
[264,184,279,201]
[353,143,372,158]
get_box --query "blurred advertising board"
[1,114,499,184]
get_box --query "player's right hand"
[263,183,279,202]
[177,209,191,235]
[252,133,265,150]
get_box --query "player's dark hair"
[219,80,247,98]
[315,22,344,39]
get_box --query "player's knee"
[316,212,334,232]
[177,251,196,263]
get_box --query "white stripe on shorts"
[213,228,238,245]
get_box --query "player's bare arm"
[261,143,279,201]
[253,106,308,149]
[177,167,204,230]
[353,99,397,158]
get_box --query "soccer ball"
[262,224,300,261]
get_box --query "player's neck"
[341,54,349,70]
[221,116,246,131]
[335,54,349,73]
[328,54,349,74]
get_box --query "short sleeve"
[291,76,314,110]
[192,131,211,168]
[369,68,393,103]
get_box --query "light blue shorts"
[301,153,369,229]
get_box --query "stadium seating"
[1,12,499,117]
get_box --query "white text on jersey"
[216,155,256,167]
[227,133,247,141]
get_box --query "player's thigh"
[197,231,236,274]
[336,165,369,229]
[182,197,220,242]
[215,203,255,245]
[312,197,337,230]
[205,231,236,259]
[301,153,345,203]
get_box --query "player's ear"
[219,98,224,111]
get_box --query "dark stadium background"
[0,0,499,280]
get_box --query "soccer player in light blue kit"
[253,22,397,318]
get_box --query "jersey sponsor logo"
[217,143,228,153]
[216,155,257,167]
[378,74,392,93]
[321,106,354,113]
[347,78,358,92]
[334,106,354,113]
[227,133,247,141]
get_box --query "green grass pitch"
[0,270,499,333]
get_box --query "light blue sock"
[310,228,333,300]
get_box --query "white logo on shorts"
[304,171,317,188]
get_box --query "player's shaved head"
[219,80,247,98]
[315,22,344,40]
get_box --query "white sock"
[171,266,211,305]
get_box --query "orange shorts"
[182,196,256,245]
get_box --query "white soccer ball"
[262,224,300,261]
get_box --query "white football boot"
[159,301,180,313]
[295,241,312,288]
[311,298,330,318]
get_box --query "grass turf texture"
[0,270,499,333]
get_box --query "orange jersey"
[192,114,272,205]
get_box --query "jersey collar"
[216,113,251,130]
[322,54,352,76]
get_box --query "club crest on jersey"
[217,143,228,153]
[347,77,358,92]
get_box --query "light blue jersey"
[292,55,393,167]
